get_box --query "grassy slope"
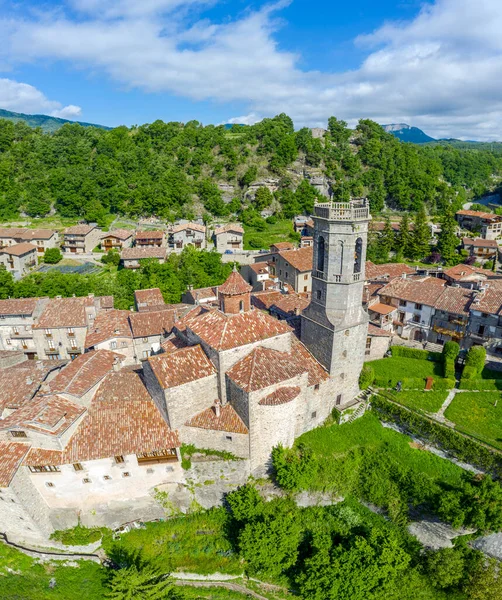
[372,357,444,382]
[445,392,502,450]
[243,219,296,250]
[389,390,449,414]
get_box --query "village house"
[441,264,496,288]
[213,224,244,253]
[456,209,502,240]
[100,229,134,252]
[168,223,206,251]
[365,324,392,361]
[293,217,314,237]
[120,247,167,269]
[134,288,165,312]
[0,243,38,278]
[462,237,498,263]
[465,283,502,359]
[240,263,271,291]
[181,286,219,306]
[62,225,102,254]
[429,286,474,346]
[134,230,165,248]
[0,229,59,254]
[256,245,313,293]
[0,298,49,358]
[129,310,179,360]
[85,310,135,363]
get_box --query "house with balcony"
[101,229,133,252]
[134,230,165,248]
[0,229,59,254]
[62,225,102,254]
[462,237,498,263]
[456,209,502,240]
[213,224,244,253]
[466,283,502,358]
[168,223,206,251]
[256,245,313,293]
[429,286,474,346]
[0,298,50,358]
[0,243,38,279]
[120,247,167,269]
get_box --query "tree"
[253,186,273,211]
[437,209,459,266]
[101,250,120,266]
[106,565,183,599]
[397,214,411,259]
[0,268,14,298]
[425,548,465,589]
[327,117,351,145]
[43,248,62,264]
[378,217,394,262]
[227,484,264,523]
[465,557,502,600]
[409,206,430,260]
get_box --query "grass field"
[371,357,444,385]
[444,391,502,450]
[243,219,297,250]
[389,390,449,414]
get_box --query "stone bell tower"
[301,199,371,405]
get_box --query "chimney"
[214,399,221,418]
[113,356,121,372]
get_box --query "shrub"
[465,346,487,376]
[359,364,375,390]
[432,378,456,390]
[444,359,455,380]
[43,247,62,264]
[50,524,108,546]
[265,215,277,224]
[226,484,264,523]
[459,379,502,391]
[101,250,120,266]
[390,346,442,362]
[462,365,478,380]
[247,237,263,249]
[442,341,460,361]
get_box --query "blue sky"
[0,0,501,140]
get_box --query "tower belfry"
[301,199,371,403]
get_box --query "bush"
[432,378,456,390]
[101,250,120,266]
[226,485,264,522]
[247,237,263,249]
[462,365,478,380]
[50,524,108,546]
[465,346,487,376]
[442,341,460,361]
[374,376,432,390]
[444,359,455,380]
[359,364,375,390]
[390,346,442,362]
[459,379,502,391]
[265,215,277,224]
[43,247,62,264]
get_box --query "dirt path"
[175,580,270,599]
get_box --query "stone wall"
[178,425,249,459]
[164,375,219,430]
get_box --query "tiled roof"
[443,264,493,282]
[16,229,56,241]
[182,307,292,351]
[272,294,310,315]
[134,288,165,310]
[161,335,188,353]
[251,291,284,310]
[0,395,85,437]
[85,310,132,348]
[271,242,296,250]
[121,247,167,260]
[99,295,114,309]
[218,271,252,296]
[369,302,396,316]
[278,247,313,272]
[368,323,392,337]
[135,230,164,239]
[23,447,63,467]
[0,228,23,239]
[101,229,133,240]
[171,223,206,234]
[259,386,301,406]
[0,298,39,316]
[365,261,415,280]
[0,360,65,412]
[378,277,445,306]
[129,310,176,338]
[214,224,244,235]
[0,443,30,487]
[434,287,473,316]
[462,237,498,249]
[185,287,219,303]
[249,263,269,274]
[0,242,37,256]
[60,371,180,463]
[47,349,120,397]
[290,337,329,387]
[472,284,502,315]
[185,403,248,434]
[363,283,384,305]
[149,345,215,388]
[64,225,96,235]
[34,296,95,329]
[457,209,500,220]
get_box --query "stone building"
[134,288,165,312]
[0,298,49,358]
[120,247,167,269]
[0,243,37,278]
[0,228,59,254]
[465,283,502,358]
[85,310,136,363]
[257,246,313,293]
[135,230,165,248]
[429,286,473,346]
[101,229,134,251]
[240,263,271,291]
[62,225,102,254]
[213,224,244,253]
[441,264,496,288]
[462,237,498,263]
[168,223,206,251]
[456,209,502,240]
[365,324,392,361]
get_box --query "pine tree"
[437,209,459,266]
[409,206,430,260]
[397,213,411,259]
[106,565,183,600]
[378,217,394,262]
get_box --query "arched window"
[354,237,363,274]
[317,236,325,272]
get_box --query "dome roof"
[218,270,252,296]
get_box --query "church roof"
[218,270,252,296]
[148,345,215,388]
[185,404,248,434]
[259,386,301,406]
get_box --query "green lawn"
[372,357,444,386]
[444,392,502,450]
[389,390,449,414]
[243,219,297,250]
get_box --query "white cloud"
[1,0,502,139]
[225,113,262,126]
[0,78,82,118]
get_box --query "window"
[48,340,55,350]
[399,300,407,307]
[239,300,244,313]
[12,326,19,335]
[285,271,288,279]
[311,411,317,419]
[44,329,52,337]
[342,350,348,358]
[29,465,60,473]
[122,472,131,478]
[304,274,308,280]
[67,328,74,336]
[285,262,289,267]
[121,341,127,347]
[110,341,117,349]
[82,478,91,484]
[226,435,233,441]
[103,475,111,481]
[317,236,325,272]
[70,339,78,349]
[114,455,125,464]
[314,384,320,392]
[415,303,423,310]
[366,337,372,349]
[142,350,149,359]
[304,286,308,292]
[336,394,342,406]
[11,431,27,438]
[73,463,83,472]
[279,269,282,276]
[354,237,363,274]
[412,314,420,323]
[45,482,54,488]
[142,337,148,343]
[316,290,322,300]
[340,373,345,380]
[6,338,11,345]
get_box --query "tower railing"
[314,198,370,221]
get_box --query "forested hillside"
[1,114,501,223]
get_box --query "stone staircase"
[345,388,373,424]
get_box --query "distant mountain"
[382,123,436,144]
[0,108,111,133]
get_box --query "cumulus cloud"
[0,78,82,118]
[1,0,502,139]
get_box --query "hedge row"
[390,346,442,362]
[444,358,455,380]
[432,378,456,390]
[458,379,502,391]
[374,377,455,390]
[371,393,502,477]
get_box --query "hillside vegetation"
[1,114,502,223]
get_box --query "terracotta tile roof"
[0,395,85,437]
[259,386,301,405]
[0,443,30,487]
[101,229,133,240]
[161,335,188,353]
[457,209,500,221]
[99,295,114,309]
[185,403,248,434]
[278,246,313,272]
[135,230,164,240]
[365,261,415,280]
[251,291,284,310]
[368,323,392,337]
[218,271,252,296]
[363,283,384,304]
[23,447,63,467]
[443,264,493,282]
[175,305,206,331]
[121,247,167,260]
[34,296,94,329]
[85,310,133,347]
[184,287,219,304]
[369,302,396,316]
[0,228,23,239]
[47,349,120,397]
[0,360,65,411]
[64,225,96,235]
[0,242,37,256]
[134,288,165,310]
[272,294,310,315]
[214,223,244,235]
[61,371,180,463]
[249,263,269,274]
[290,337,329,387]
[472,284,502,315]
[16,229,56,241]
[462,237,498,249]
[434,287,473,316]
[378,277,445,306]
[182,307,292,351]
[129,310,176,338]
[171,223,206,234]
[0,298,39,316]
[271,242,296,250]
[149,345,215,388]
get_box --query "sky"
[0,0,501,140]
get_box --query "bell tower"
[301,199,371,403]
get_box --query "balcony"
[67,347,82,354]
[45,348,60,355]
[314,199,370,222]
[405,318,430,330]
[12,330,33,339]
